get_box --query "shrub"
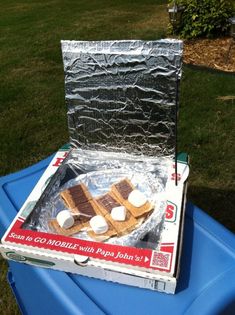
[168,0,234,39]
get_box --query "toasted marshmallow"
[89,215,108,234]
[111,206,126,221]
[128,189,147,208]
[56,210,75,229]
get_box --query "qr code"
[150,251,171,270]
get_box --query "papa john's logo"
[165,201,177,223]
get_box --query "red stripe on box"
[5,221,174,272]
[160,244,174,253]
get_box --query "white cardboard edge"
[0,243,176,293]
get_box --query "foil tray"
[23,150,170,250]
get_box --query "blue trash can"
[1,156,235,315]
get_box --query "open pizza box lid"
[62,39,183,159]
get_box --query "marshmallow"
[128,189,147,208]
[56,210,75,229]
[111,206,126,221]
[89,215,108,234]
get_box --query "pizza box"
[0,147,189,294]
[1,39,188,293]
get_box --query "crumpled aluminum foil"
[24,149,171,249]
[61,39,183,157]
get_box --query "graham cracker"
[95,192,138,236]
[49,219,85,237]
[111,179,154,218]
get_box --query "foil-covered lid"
[61,39,183,157]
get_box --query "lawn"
[0,1,234,314]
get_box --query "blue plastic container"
[1,156,235,315]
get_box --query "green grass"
[0,257,20,314]
[0,0,168,175]
[0,1,234,314]
[179,66,235,231]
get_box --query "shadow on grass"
[183,63,235,76]
[188,186,235,233]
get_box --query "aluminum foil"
[23,149,170,249]
[61,39,183,157]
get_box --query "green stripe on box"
[6,251,55,267]
[59,143,71,151]
[177,152,188,164]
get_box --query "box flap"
[61,39,183,158]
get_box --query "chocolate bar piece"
[111,179,153,218]
[96,193,120,215]
[73,200,97,220]
[60,183,92,210]
[114,179,134,200]
[96,192,138,236]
